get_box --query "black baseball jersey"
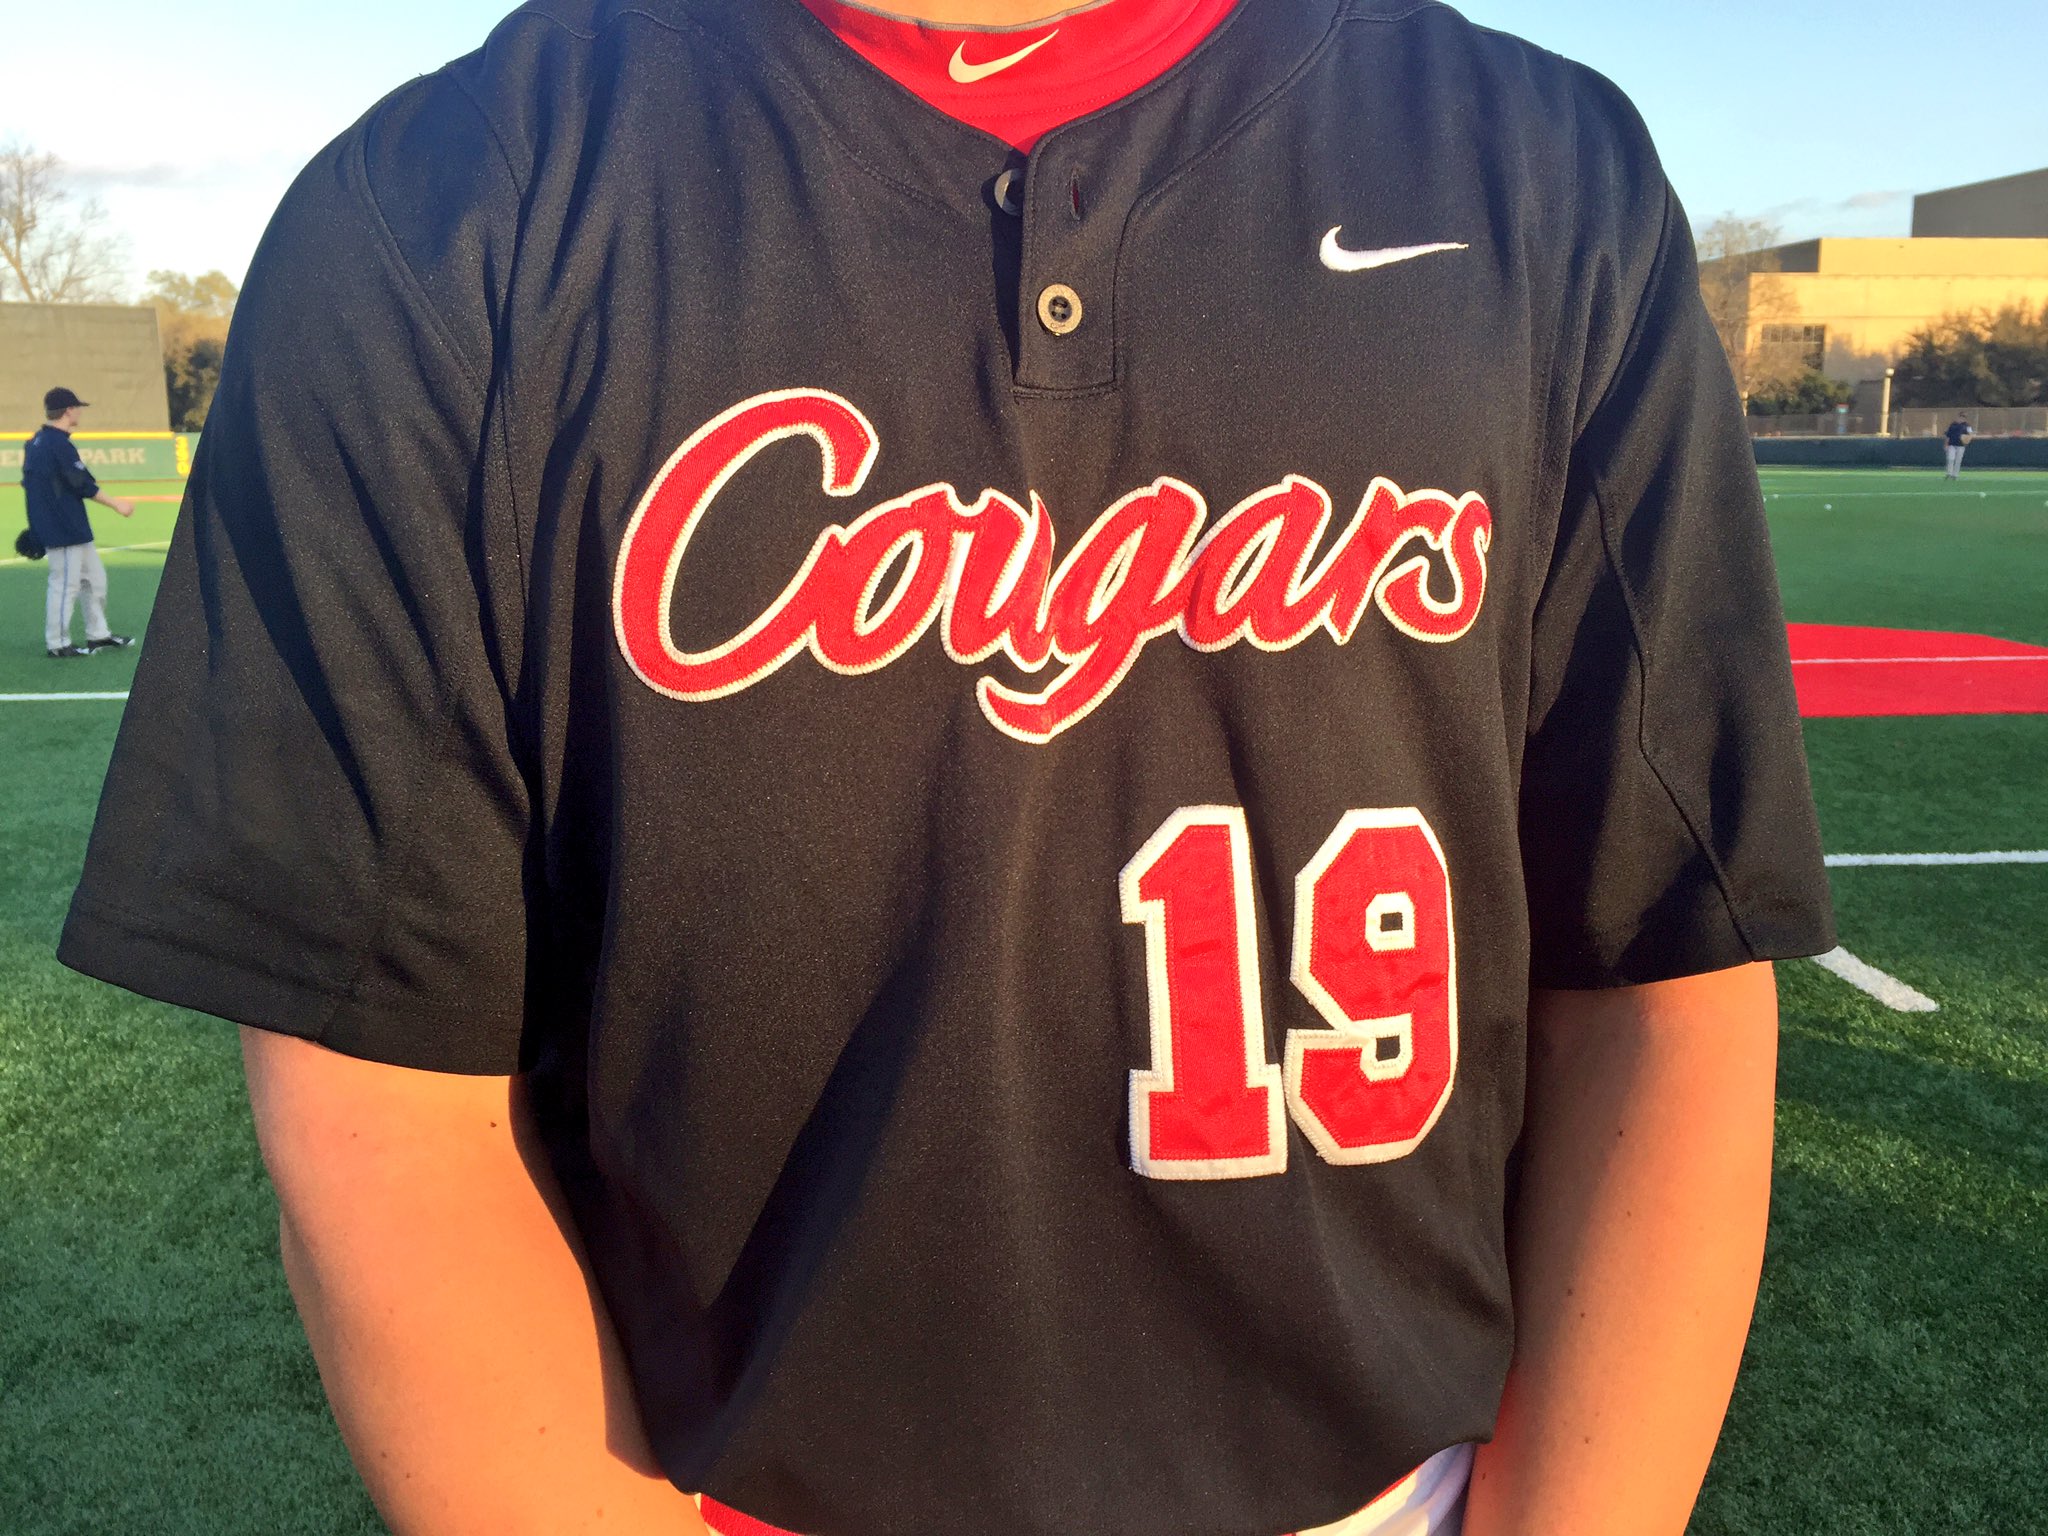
[22,424,100,549]
[60,1,1835,1533]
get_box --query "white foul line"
[1793,654,2048,665]
[0,692,131,702]
[1764,488,2048,499]
[1826,850,2048,867]
[1811,947,1940,1012]
[1809,850,2048,1009]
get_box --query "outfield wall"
[1,431,194,481]
[1753,436,2048,468]
[0,302,169,431]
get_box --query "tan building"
[1720,236,2048,387]
[1698,166,2048,418]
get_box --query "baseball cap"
[44,386,89,414]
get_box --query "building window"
[1761,323,1827,372]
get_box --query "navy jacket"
[22,425,99,547]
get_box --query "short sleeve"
[1519,119,1834,988]
[58,75,537,1073]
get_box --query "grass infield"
[1,469,2043,1533]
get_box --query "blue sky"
[7,0,2044,293]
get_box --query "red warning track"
[1788,624,2048,718]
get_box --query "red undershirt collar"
[795,0,1240,152]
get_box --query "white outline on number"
[1286,808,1459,1166]
[1122,806,1288,1180]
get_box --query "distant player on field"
[21,386,136,658]
[1944,412,1974,479]
[61,2,1837,1533]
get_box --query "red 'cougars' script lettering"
[613,389,1494,743]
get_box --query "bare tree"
[1695,215,1804,405]
[0,139,129,303]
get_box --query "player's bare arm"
[241,1029,712,1536]
[1463,962,1779,1536]
[93,492,135,518]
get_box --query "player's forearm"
[246,1032,710,1536]
[280,1219,709,1536]
[1463,963,1779,1536]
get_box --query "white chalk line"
[0,691,131,702]
[1826,850,2048,867]
[1793,655,2048,665]
[1764,488,2048,498]
[1811,947,1941,1012]
[1811,850,2048,1008]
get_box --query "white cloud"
[1760,189,1914,223]
[67,159,258,194]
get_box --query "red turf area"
[1788,623,2048,718]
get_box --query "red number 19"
[1121,807,1457,1181]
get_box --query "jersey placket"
[996,0,1337,395]
[1012,140,1121,393]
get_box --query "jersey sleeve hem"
[1529,884,1838,990]
[58,894,528,1076]
[1727,887,1838,966]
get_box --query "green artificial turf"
[0,482,182,691]
[1760,468,2048,646]
[1,468,2043,1533]
[0,704,382,1534]
[1801,714,2048,857]
[2,477,380,1532]
[1695,467,2048,1533]
[1701,874,2048,1534]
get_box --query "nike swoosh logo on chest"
[1319,229,1470,273]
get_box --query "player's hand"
[112,498,135,517]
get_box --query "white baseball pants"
[44,541,112,652]
[1945,444,1966,476]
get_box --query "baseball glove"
[14,527,45,561]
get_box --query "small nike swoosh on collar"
[948,30,1058,84]
[1319,229,1469,273]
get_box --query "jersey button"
[992,168,1022,216]
[1037,283,1083,336]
